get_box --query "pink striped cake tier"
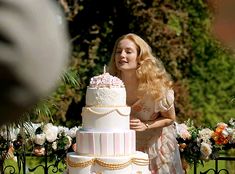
[76,130,136,156]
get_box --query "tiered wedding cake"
[66,72,150,174]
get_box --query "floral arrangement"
[1,119,235,167]
[32,123,79,156]
[175,118,235,166]
[0,123,80,161]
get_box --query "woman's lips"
[118,60,128,65]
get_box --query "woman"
[108,33,184,174]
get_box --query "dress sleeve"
[155,89,174,112]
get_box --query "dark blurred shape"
[211,0,235,49]
[0,0,71,125]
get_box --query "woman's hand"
[130,118,147,131]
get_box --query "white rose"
[199,128,213,144]
[67,127,79,138]
[43,123,58,143]
[34,133,46,145]
[52,141,57,150]
[58,126,69,135]
[200,142,212,160]
[45,129,58,143]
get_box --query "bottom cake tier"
[66,151,151,174]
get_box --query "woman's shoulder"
[165,88,174,100]
[154,88,174,112]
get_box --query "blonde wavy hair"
[108,33,173,101]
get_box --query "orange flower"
[215,127,223,133]
[212,127,229,145]
[179,143,187,152]
[212,132,219,141]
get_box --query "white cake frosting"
[86,87,127,106]
[82,107,131,130]
[66,73,150,174]
[82,73,131,131]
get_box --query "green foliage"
[189,40,235,126]
[123,0,198,121]
[29,68,80,126]
[28,0,235,127]
[177,0,235,126]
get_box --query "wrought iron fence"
[1,149,235,174]
[0,144,67,174]
[193,156,235,174]
[1,123,234,174]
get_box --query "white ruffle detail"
[155,89,174,112]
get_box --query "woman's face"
[114,39,138,72]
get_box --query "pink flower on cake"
[111,76,124,87]
[89,73,124,88]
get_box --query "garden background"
[1,0,235,173]
[29,0,235,128]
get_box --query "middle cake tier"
[76,130,136,156]
[81,106,131,130]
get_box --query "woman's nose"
[120,50,126,58]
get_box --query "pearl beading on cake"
[67,156,149,170]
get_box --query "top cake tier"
[89,73,124,88]
[86,73,127,107]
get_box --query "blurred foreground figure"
[211,0,235,49]
[0,0,70,125]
